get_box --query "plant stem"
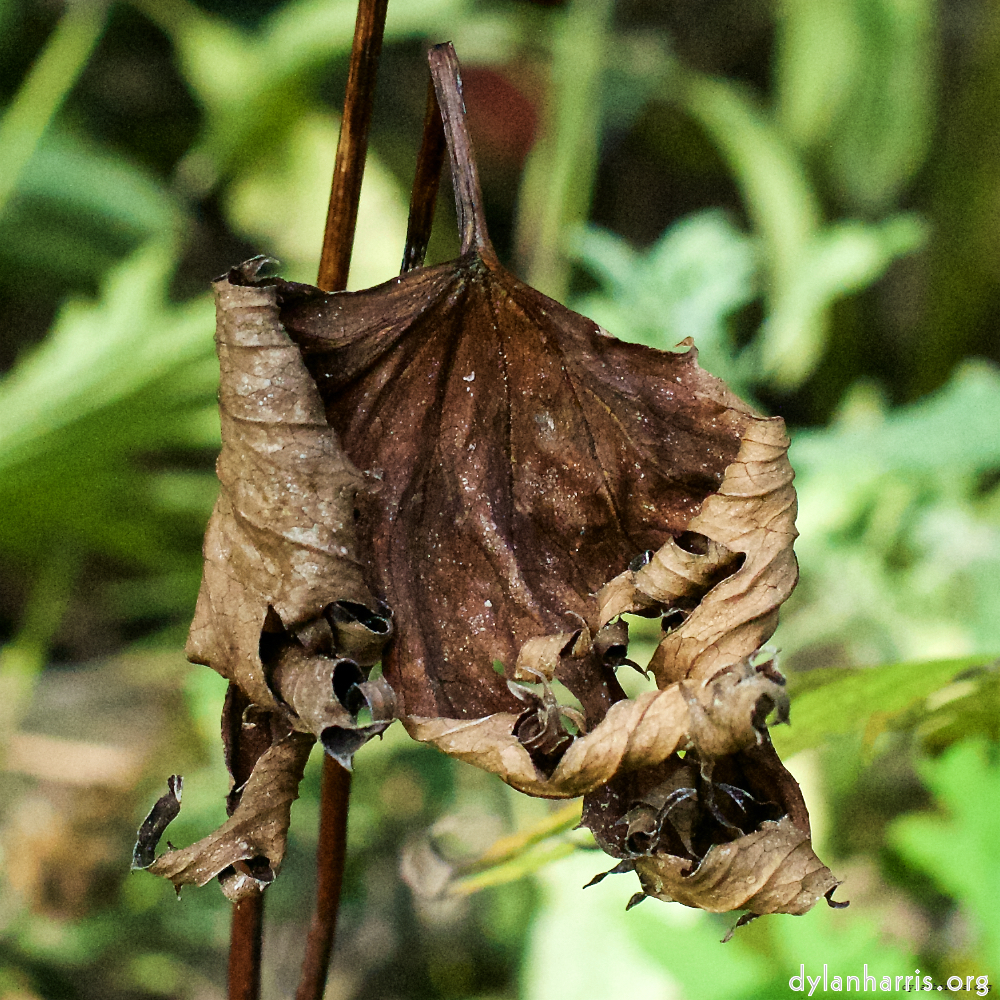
[229,895,264,1000]
[295,759,352,1000]
[224,687,274,1000]
[295,2,389,998]
[316,0,390,293]
[400,75,446,274]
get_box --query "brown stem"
[427,43,495,262]
[224,685,273,1000]
[297,6,390,995]
[295,758,352,1000]
[229,894,264,1000]
[316,0,390,292]
[400,75,446,274]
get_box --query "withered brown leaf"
[261,42,806,799]
[276,43,832,922]
[148,41,837,921]
[581,732,841,918]
[269,49,770,742]
[135,729,313,901]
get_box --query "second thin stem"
[296,1,390,998]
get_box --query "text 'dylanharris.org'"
[788,965,991,995]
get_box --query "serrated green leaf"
[774,656,997,758]
[889,740,1000,976]
[792,362,1000,481]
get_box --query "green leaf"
[131,0,468,190]
[773,655,998,758]
[734,900,915,1000]
[678,71,819,307]
[756,214,927,386]
[826,0,936,211]
[776,0,935,212]
[515,0,614,302]
[776,0,861,151]
[775,362,1000,667]
[0,1,107,215]
[0,130,186,281]
[569,209,758,393]
[0,240,217,569]
[18,130,184,239]
[523,849,914,1000]
[669,70,925,389]
[223,112,407,289]
[521,851,709,1000]
[889,740,1000,976]
[791,362,1000,481]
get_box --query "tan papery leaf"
[136,260,397,897]
[635,816,838,915]
[186,263,394,763]
[141,731,314,901]
[403,656,787,798]
[579,714,842,919]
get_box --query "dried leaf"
[186,259,394,753]
[514,628,590,683]
[163,42,834,920]
[651,420,799,686]
[580,721,840,918]
[633,815,839,916]
[265,49,772,790]
[132,774,182,871]
[139,254,397,899]
[404,656,788,797]
[135,730,313,901]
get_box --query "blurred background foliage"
[1,0,1000,997]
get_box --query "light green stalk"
[515,0,614,302]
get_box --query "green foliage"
[4,130,186,279]
[570,210,757,396]
[0,240,217,571]
[524,849,915,1000]
[0,0,107,214]
[776,0,935,211]
[773,657,999,759]
[890,741,1000,978]
[781,364,1000,667]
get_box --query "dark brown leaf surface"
[278,269,752,723]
